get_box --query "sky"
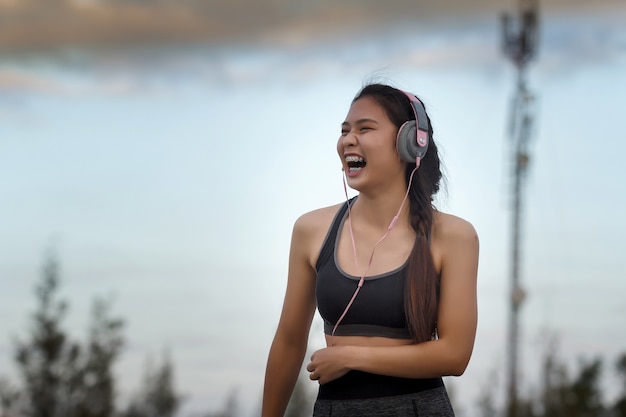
[1,1,626,416]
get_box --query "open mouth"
[346,155,366,173]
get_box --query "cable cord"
[331,164,419,344]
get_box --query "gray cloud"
[537,12,626,74]
[1,0,625,51]
[0,0,624,98]
[0,70,64,93]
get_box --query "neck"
[344,167,418,231]
[353,192,410,229]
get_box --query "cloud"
[1,0,625,51]
[0,68,145,96]
[0,1,624,98]
[0,70,65,93]
[537,12,626,73]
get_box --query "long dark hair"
[353,83,443,343]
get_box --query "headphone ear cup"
[396,120,418,163]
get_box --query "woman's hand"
[306,346,353,384]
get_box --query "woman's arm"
[307,216,479,384]
[262,214,319,417]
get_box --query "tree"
[13,252,85,417]
[472,335,620,417]
[539,341,570,417]
[0,377,21,417]
[203,389,239,417]
[562,357,605,417]
[0,250,183,417]
[10,252,126,417]
[612,353,626,417]
[73,297,124,417]
[121,353,182,417]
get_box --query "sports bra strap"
[315,198,354,272]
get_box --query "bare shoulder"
[431,212,479,273]
[433,211,479,243]
[293,202,344,235]
[292,202,345,266]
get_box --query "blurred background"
[1,0,625,416]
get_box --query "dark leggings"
[313,371,454,417]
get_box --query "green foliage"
[0,377,21,415]
[203,389,239,417]
[72,297,125,417]
[11,252,99,417]
[483,338,625,417]
[613,353,626,417]
[0,251,182,417]
[121,354,182,417]
[564,357,604,416]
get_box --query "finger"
[306,363,314,372]
[309,371,320,381]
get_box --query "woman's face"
[337,96,405,192]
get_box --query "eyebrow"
[341,118,380,127]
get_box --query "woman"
[262,83,479,416]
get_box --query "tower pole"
[500,1,539,416]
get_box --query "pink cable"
[332,165,419,343]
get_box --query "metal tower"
[500,1,539,416]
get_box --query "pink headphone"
[396,91,430,167]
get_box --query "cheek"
[336,137,344,157]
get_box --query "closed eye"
[340,127,371,135]
[341,119,378,135]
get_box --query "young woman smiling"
[262,83,479,417]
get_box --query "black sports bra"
[315,200,412,339]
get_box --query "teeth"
[345,155,364,163]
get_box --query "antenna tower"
[500,1,539,416]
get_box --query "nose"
[341,131,358,147]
